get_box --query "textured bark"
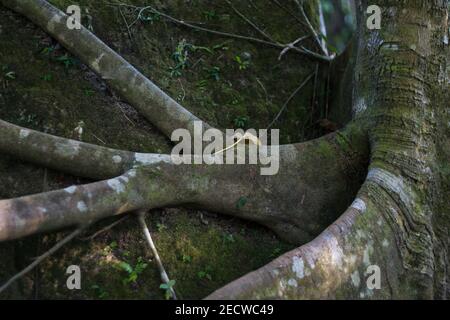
[0,120,368,244]
[208,0,449,299]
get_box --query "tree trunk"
[208,0,449,299]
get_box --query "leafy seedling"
[160,279,176,300]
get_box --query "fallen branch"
[138,211,177,300]
[81,215,130,241]
[267,72,315,128]
[0,225,88,294]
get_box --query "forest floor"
[0,0,330,299]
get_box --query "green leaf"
[236,196,247,209]
[118,261,133,274]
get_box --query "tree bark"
[208,0,450,299]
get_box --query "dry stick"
[225,0,276,43]
[0,225,88,294]
[118,6,133,40]
[267,72,314,129]
[137,211,177,300]
[81,215,130,241]
[108,2,331,62]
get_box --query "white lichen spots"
[287,278,298,288]
[277,280,286,297]
[351,198,366,214]
[64,185,77,194]
[354,98,367,116]
[55,140,81,158]
[271,269,280,276]
[382,239,389,247]
[351,270,361,287]
[77,201,87,212]
[409,44,417,51]
[127,169,137,177]
[119,176,129,183]
[377,218,383,226]
[38,207,47,213]
[46,13,63,33]
[359,291,366,299]
[382,43,399,51]
[107,178,125,193]
[443,34,449,45]
[292,256,305,279]
[19,129,30,139]
[92,53,105,72]
[326,234,344,268]
[134,153,171,165]
[112,155,122,164]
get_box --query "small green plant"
[84,89,95,96]
[139,11,160,23]
[40,46,55,55]
[196,79,209,92]
[160,280,176,300]
[207,66,220,81]
[233,116,249,129]
[156,222,167,232]
[91,285,109,299]
[170,39,191,77]
[109,241,118,249]
[56,54,76,69]
[234,55,250,70]
[181,254,192,263]
[42,74,52,81]
[197,266,213,281]
[203,10,217,21]
[222,233,235,244]
[236,196,248,209]
[117,257,148,285]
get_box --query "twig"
[81,215,129,240]
[137,211,177,300]
[278,35,309,60]
[0,225,88,294]
[267,72,314,129]
[90,132,107,145]
[225,0,276,43]
[118,6,133,41]
[256,77,269,104]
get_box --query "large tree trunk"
[208,0,450,299]
[0,0,448,299]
